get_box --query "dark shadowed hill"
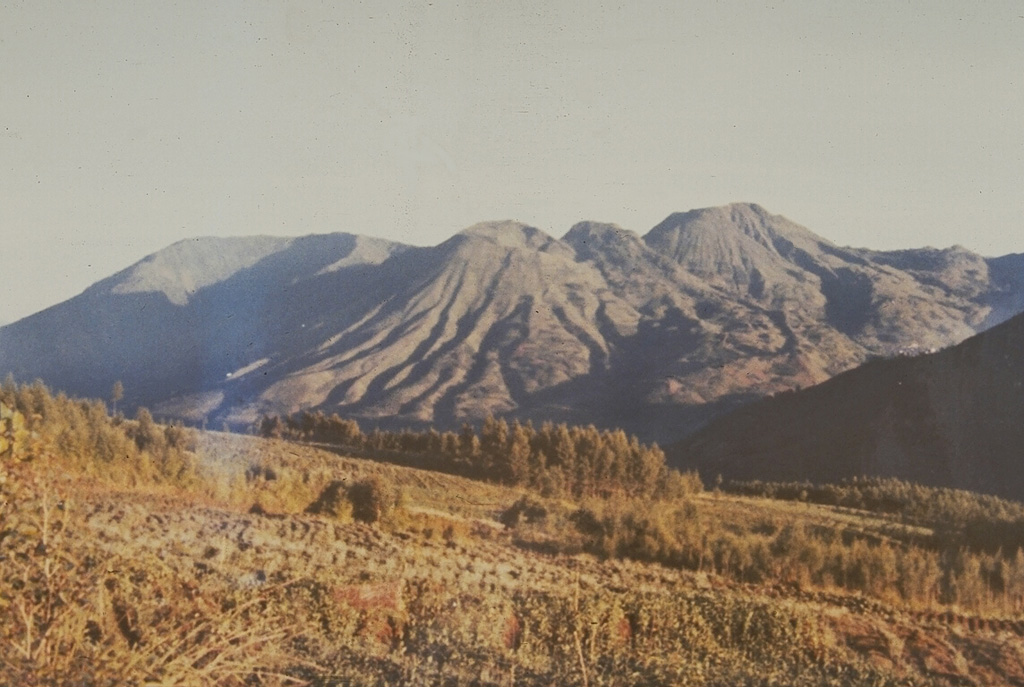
[1,204,1021,442]
[670,311,1024,500]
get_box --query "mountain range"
[2,203,1022,443]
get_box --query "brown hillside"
[671,311,1024,500]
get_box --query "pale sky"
[2,1,1022,325]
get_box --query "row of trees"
[727,477,1024,524]
[259,411,701,500]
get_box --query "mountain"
[670,310,1024,500]
[1,204,1021,442]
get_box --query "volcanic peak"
[456,221,561,252]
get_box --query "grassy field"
[4,420,1024,686]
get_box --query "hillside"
[2,203,1021,442]
[5,385,1024,686]
[671,310,1024,500]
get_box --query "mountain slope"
[1,204,1020,442]
[645,204,990,345]
[242,222,622,426]
[671,311,1024,500]
[0,233,408,415]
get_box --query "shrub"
[306,480,354,521]
[500,496,549,528]
[348,476,398,524]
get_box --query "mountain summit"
[645,203,822,286]
[1,204,1021,442]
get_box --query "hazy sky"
[2,1,1022,324]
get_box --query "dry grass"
[4,428,1024,685]
[194,431,518,521]
[697,491,936,546]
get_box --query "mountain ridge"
[2,204,1021,443]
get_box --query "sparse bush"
[501,496,549,528]
[567,498,702,568]
[402,510,470,545]
[246,466,318,515]
[246,463,279,482]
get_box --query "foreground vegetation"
[4,381,1024,685]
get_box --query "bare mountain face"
[1,204,1021,442]
[670,310,1024,501]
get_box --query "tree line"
[259,410,701,500]
[726,477,1024,554]
[0,376,198,488]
